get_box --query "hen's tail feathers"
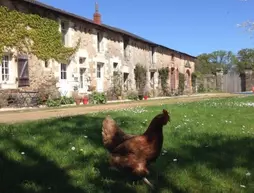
[102,116,134,152]
[143,177,154,189]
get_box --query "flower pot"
[117,96,122,100]
[252,86,254,93]
[75,99,81,105]
[144,95,148,100]
[83,97,89,105]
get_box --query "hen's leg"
[143,177,154,189]
[132,162,154,189]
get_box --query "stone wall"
[0,0,197,97]
[195,70,254,93]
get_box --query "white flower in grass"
[71,146,75,151]
[240,185,246,188]
[21,152,25,155]
[173,158,177,162]
[246,172,251,176]
[84,135,88,138]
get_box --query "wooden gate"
[222,71,242,93]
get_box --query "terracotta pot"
[83,97,89,105]
[75,99,81,105]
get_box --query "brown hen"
[102,109,170,188]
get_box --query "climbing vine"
[191,72,197,88]
[0,6,80,62]
[178,72,185,94]
[158,67,169,95]
[134,64,147,93]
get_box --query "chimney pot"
[93,2,101,24]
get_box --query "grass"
[0,95,254,193]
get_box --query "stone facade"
[0,0,196,97]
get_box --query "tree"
[196,51,235,75]
[196,53,217,75]
[237,0,254,36]
[235,48,254,73]
[209,50,235,73]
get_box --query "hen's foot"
[143,177,154,189]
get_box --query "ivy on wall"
[178,72,185,94]
[158,67,169,95]
[134,64,147,93]
[0,6,80,62]
[191,72,197,88]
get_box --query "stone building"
[0,0,196,97]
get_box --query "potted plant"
[83,95,89,105]
[72,86,82,105]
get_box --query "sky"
[39,0,254,57]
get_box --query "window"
[1,56,9,81]
[171,53,175,61]
[123,73,129,91]
[45,60,49,68]
[150,72,155,82]
[97,64,101,78]
[61,63,67,79]
[123,73,129,83]
[61,21,68,45]
[151,47,155,64]
[80,68,86,89]
[79,57,86,65]
[113,62,118,70]
[97,32,102,52]
[123,39,128,58]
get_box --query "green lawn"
[0,95,254,193]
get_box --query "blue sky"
[39,0,254,56]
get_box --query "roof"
[20,0,196,59]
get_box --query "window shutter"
[18,55,30,87]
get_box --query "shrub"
[45,96,74,107]
[126,90,139,100]
[45,99,61,107]
[89,92,107,104]
[198,83,205,93]
[0,93,8,108]
[60,96,75,105]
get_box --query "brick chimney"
[93,2,101,24]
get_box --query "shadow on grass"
[0,114,144,193]
[0,114,254,193]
